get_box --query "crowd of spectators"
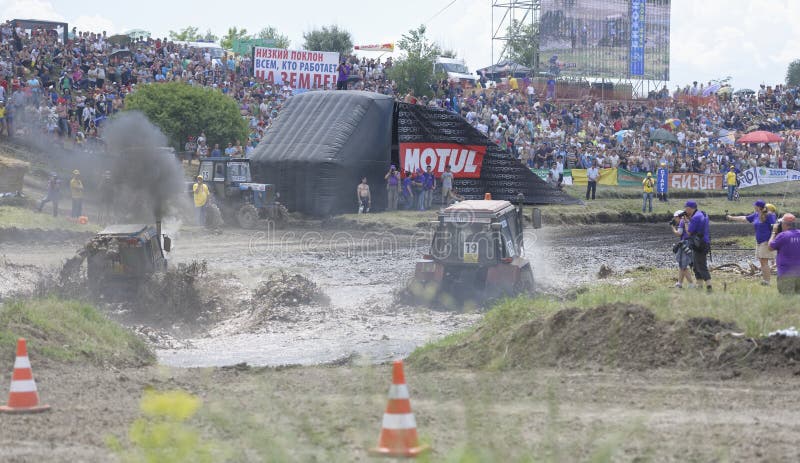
[2,20,799,177]
[424,79,800,176]
[0,22,296,153]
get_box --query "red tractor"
[409,195,542,308]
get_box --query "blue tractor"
[194,157,288,229]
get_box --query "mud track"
[1,222,757,367]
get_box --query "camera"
[777,218,783,234]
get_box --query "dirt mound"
[252,272,330,308]
[411,304,800,372]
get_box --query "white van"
[434,57,478,87]
[173,41,225,67]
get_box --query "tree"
[200,29,219,43]
[787,59,800,87]
[387,25,441,98]
[440,49,458,59]
[257,26,291,49]
[220,27,251,50]
[505,19,539,70]
[302,25,353,56]
[169,26,201,42]
[124,82,248,151]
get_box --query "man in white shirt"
[586,160,600,200]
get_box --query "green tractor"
[194,156,288,229]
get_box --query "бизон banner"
[670,173,722,190]
[253,47,340,90]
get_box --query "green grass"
[330,183,800,229]
[0,298,154,366]
[334,210,434,230]
[0,205,100,232]
[410,268,800,368]
[533,182,800,224]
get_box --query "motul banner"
[399,142,485,178]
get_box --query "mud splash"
[252,272,330,308]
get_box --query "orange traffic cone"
[0,338,50,414]
[370,360,430,457]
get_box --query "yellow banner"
[571,168,618,186]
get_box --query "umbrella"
[663,118,681,131]
[702,83,721,97]
[733,88,755,95]
[736,130,783,144]
[650,128,678,144]
[614,129,633,143]
[107,34,131,47]
[716,129,735,145]
[110,48,132,60]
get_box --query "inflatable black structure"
[251,91,578,216]
[250,91,394,216]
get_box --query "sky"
[1,0,797,90]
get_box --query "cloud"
[71,14,116,35]
[670,0,800,88]
[0,0,64,21]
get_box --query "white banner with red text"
[253,47,340,90]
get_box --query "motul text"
[399,143,486,178]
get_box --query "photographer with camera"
[670,209,695,288]
[685,200,712,292]
[768,213,800,294]
[726,200,777,286]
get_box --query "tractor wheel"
[267,203,289,229]
[237,204,259,229]
[515,265,535,295]
[205,204,224,229]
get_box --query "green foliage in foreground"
[411,268,800,365]
[108,390,219,463]
[124,82,248,151]
[0,298,154,366]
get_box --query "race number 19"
[463,242,479,263]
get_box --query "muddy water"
[0,222,756,367]
[157,223,753,367]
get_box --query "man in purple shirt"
[685,200,712,292]
[336,61,349,90]
[769,213,800,294]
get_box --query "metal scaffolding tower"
[491,0,540,70]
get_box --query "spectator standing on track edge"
[357,176,371,213]
[384,165,400,211]
[685,200,712,292]
[69,169,84,218]
[642,172,654,213]
[192,175,209,226]
[440,165,454,205]
[726,200,777,286]
[670,209,695,289]
[586,160,599,200]
[769,213,800,294]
